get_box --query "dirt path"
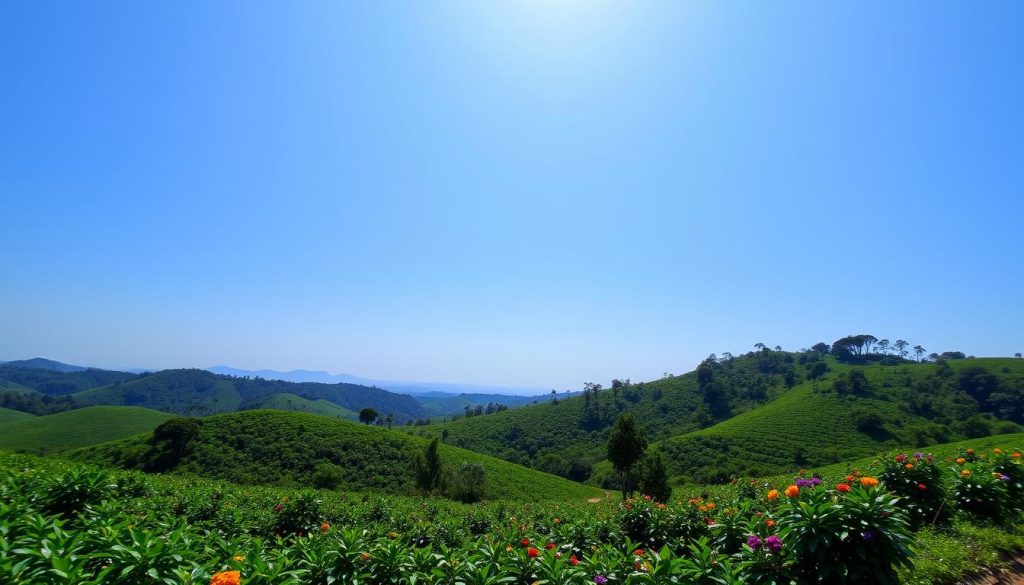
[957,555,1024,585]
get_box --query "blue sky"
[1,2,1022,390]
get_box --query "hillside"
[0,357,88,372]
[659,357,1023,483]
[404,350,821,479]
[0,364,136,394]
[0,405,172,455]
[72,368,426,420]
[415,391,546,418]
[408,353,1022,483]
[70,409,601,501]
[0,406,34,425]
[242,392,357,420]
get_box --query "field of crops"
[3,434,1022,585]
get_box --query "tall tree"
[607,414,648,500]
[895,340,909,359]
[877,339,891,355]
[638,448,672,502]
[913,345,926,362]
[414,438,442,493]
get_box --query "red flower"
[273,504,283,512]
[918,483,927,491]
[634,549,645,557]
[895,454,907,463]
[836,483,851,492]
[527,547,539,558]
[545,542,555,550]
[520,538,530,547]
[570,555,580,566]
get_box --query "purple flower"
[861,530,875,542]
[914,452,923,460]
[810,477,822,486]
[595,576,608,585]
[747,535,763,550]
[795,478,813,489]
[1000,475,1011,482]
[764,535,783,553]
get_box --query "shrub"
[878,451,949,527]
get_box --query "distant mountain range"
[0,358,566,419]
[207,365,551,397]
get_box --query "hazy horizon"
[2,2,1022,388]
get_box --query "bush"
[878,451,949,528]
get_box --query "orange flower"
[905,464,914,470]
[784,485,800,498]
[859,477,879,488]
[706,502,716,509]
[320,523,330,532]
[765,519,776,527]
[1013,452,1022,459]
[961,469,971,477]
[210,571,241,585]
[956,458,966,465]
[767,489,779,501]
[966,449,975,455]
[360,553,371,561]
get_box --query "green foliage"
[637,449,672,503]
[70,410,601,501]
[448,462,486,503]
[415,438,443,493]
[878,452,949,528]
[607,414,648,499]
[0,405,35,424]
[0,406,172,455]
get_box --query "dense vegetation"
[660,358,1022,483]
[406,351,1023,485]
[3,433,1021,584]
[0,406,172,455]
[69,409,601,501]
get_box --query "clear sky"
[1,2,1022,390]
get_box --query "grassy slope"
[0,406,34,425]
[660,358,1023,482]
[244,393,358,420]
[0,406,173,455]
[70,409,602,501]
[404,352,801,470]
[73,370,244,416]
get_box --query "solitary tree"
[358,408,378,425]
[607,413,648,500]
[877,339,891,355]
[754,343,766,351]
[638,448,672,502]
[385,413,394,429]
[1015,352,1022,359]
[913,345,926,362]
[414,438,442,493]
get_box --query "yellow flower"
[232,555,245,562]
[956,458,966,465]
[961,469,971,477]
[994,448,1003,455]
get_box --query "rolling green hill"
[70,409,602,501]
[0,363,137,394]
[0,406,173,455]
[0,406,34,425]
[658,358,1023,483]
[72,368,426,420]
[242,393,357,420]
[403,350,828,479]
[407,353,1022,484]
